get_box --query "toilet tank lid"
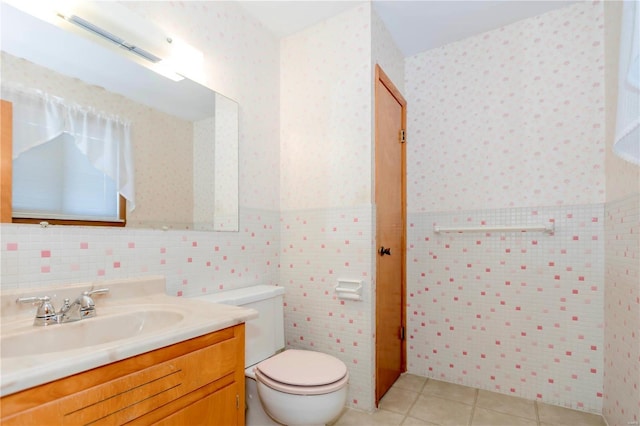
[192,285,284,306]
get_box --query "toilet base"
[246,376,280,426]
[256,379,348,426]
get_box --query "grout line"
[418,377,428,394]
[468,388,479,426]
[399,377,429,425]
[401,379,426,423]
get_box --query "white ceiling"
[238,1,578,57]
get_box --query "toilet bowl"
[253,349,349,426]
[193,285,349,426]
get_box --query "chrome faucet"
[15,295,58,326]
[16,288,110,326]
[59,288,110,323]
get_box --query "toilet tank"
[193,285,285,368]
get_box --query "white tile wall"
[0,209,280,296]
[280,205,375,411]
[407,203,605,412]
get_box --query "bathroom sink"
[0,276,259,397]
[1,309,184,358]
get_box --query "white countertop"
[0,276,257,396]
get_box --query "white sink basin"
[1,309,184,358]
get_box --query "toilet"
[194,285,349,426]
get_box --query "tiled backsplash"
[407,203,605,412]
[0,209,280,297]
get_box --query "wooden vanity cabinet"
[0,324,245,426]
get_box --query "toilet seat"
[255,369,349,395]
[254,349,349,396]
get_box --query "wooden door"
[374,64,406,405]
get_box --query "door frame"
[374,64,407,405]
[1,99,13,223]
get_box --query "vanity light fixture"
[162,36,205,83]
[6,0,200,84]
[57,13,164,64]
[54,1,185,82]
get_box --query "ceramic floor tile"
[471,407,538,426]
[422,379,477,405]
[401,416,440,426]
[538,403,606,426]
[475,390,537,420]
[334,408,405,426]
[338,378,609,426]
[409,394,474,426]
[393,373,428,393]
[379,386,420,414]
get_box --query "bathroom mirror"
[0,3,239,231]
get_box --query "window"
[12,132,123,223]
[1,84,134,226]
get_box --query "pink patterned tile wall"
[407,204,605,412]
[0,209,280,296]
[603,194,640,426]
[280,206,375,412]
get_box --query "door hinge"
[400,326,405,341]
[236,394,240,409]
[400,129,406,144]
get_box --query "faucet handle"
[16,295,49,304]
[16,295,58,326]
[83,288,110,297]
[80,288,109,308]
[16,295,55,314]
[76,288,109,319]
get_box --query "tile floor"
[333,374,607,426]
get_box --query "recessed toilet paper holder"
[335,279,363,301]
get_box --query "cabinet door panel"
[154,382,239,426]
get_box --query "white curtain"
[3,83,136,210]
[614,0,640,166]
